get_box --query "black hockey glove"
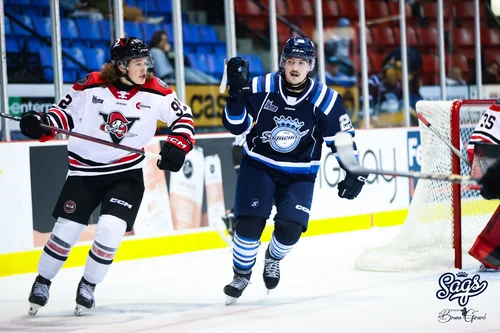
[479,159,500,200]
[19,110,54,140]
[338,172,367,200]
[157,134,193,172]
[227,57,251,101]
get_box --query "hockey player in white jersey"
[21,37,195,316]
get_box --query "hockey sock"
[83,214,127,285]
[269,219,303,260]
[38,218,85,280]
[232,216,266,275]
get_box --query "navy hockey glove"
[19,110,55,141]
[157,134,193,172]
[479,159,500,200]
[227,57,251,101]
[338,172,367,200]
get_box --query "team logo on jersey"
[100,111,138,144]
[263,100,278,112]
[260,115,309,153]
[76,74,90,86]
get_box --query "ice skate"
[223,274,250,305]
[478,263,500,272]
[221,210,236,239]
[74,277,96,316]
[263,249,280,294]
[28,275,51,316]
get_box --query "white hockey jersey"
[45,72,195,176]
[467,99,500,162]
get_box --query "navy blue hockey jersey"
[223,72,357,177]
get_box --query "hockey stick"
[416,112,471,167]
[334,132,481,185]
[0,113,162,160]
[219,58,228,94]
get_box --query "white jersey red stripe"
[45,72,195,176]
[467,99,500,162]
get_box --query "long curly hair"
[99,62,154,87]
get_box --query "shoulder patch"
[72,72,105,91]
[495,98,500,105]
[139,77,173,96]
[77,74,90,86]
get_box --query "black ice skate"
[223,273,251,305]
[263,249,280,294]
[28,275,51,316]
[74,277,96,316]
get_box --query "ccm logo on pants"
[295,205,310,214]
[110,198,133,209]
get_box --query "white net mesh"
[354,100,499,272]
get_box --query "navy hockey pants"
[233,158,314,230]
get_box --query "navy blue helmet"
[280,36,316,71]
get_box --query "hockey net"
[355,100,499,272]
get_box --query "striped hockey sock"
[268,233,294,260]
[232,232,260,276]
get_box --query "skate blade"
[266,289,271,295]
[28,303,40,316]
[74,304,93,316]
[225,296,238,306]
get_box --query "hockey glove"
[227,57,251,101]
[479,159,500,200]
[19,110,55,141]
[338,172,367,200]
[157,134,193,172]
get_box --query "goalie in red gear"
[467,99,500,270]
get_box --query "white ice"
[1,226,500,333]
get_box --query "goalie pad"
[469,206,500,269]
[468,143,500,269]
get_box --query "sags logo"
[100,111,138,144]
[260,115,309,153]
[436,272,488,306]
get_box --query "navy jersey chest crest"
[260,115,310,153]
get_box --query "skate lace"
[79,282,95,301]
[230,276,249,290]
[33,282,49,297]
[264,258,280,278]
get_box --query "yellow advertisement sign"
[159,84,359,129]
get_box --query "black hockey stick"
[0,113,162,160]
[416,112,471,167]
[334,132,481,185]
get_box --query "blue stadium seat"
[6,38,20,53]
[9,0,32,5]
[61,18,79,40]
[212,54,225,78]
[4,17,12,35]
[245,54,265,76]
[197,25,218,43]
[157,0,172,14]
[83,47,106,71]
[125,0,137,6]
[31,0,49,7]
[183,24,200,44]
[12,15,34,37]
[196,44,212,54]
[214,43,226,55]
[165,24,174,42]
[99,20,111,42]
[75,18,102,41]
[136,0,158,13]
[31,17,51,38]
[38,46,53,81]
[66,47,87,69]
[124,21,144,40]
[143,23,163,43]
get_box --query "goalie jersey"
[467,99,500,162]
[45,72,195,176]
[223,72,356,180]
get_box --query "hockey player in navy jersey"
[222,36,367,304]
[20,37,194,316]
